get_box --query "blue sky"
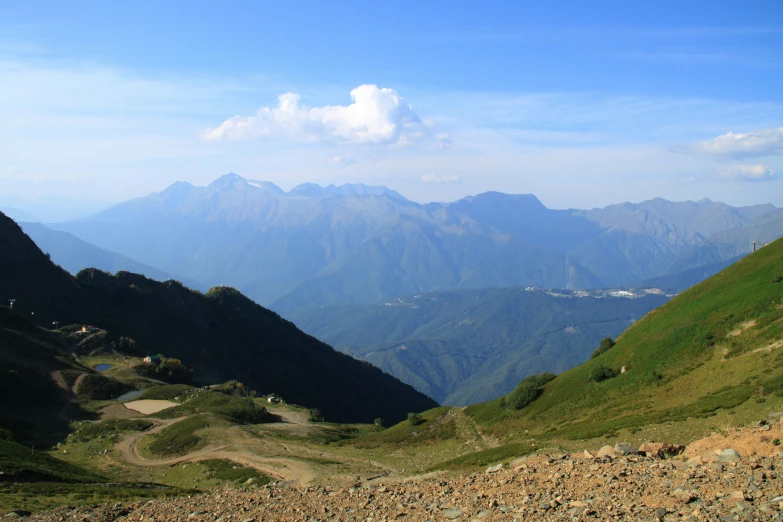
[0,0,781,219]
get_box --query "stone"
[485,464,503,474]
[583,449,594,459]
[672,488,696,503]
[614,442,638,456]
[596,445,615,458]
[768,412,783,424]
[719,449,742,463]
[442,508,463,519]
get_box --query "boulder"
[596,445,615,458]
[769,412,783,424]
[672,487,696,503]
[614,442,638,456]
[718,448,741,463]
[485,464,503,474]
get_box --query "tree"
[308,408,325,422]
[589,364,619,383]
[407,412,424,426]
[591,337,616,359]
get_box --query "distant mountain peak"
[209,172,249,190]
[246,180,285,195]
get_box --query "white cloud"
[718,164,777,182]
[328,155,355,167]
[204,85,427,145]
[694,127,783,157]
[421,173,461,184]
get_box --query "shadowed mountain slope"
[0,211,437,424]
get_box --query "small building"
[144,355,161,364]
[267,396,281,404]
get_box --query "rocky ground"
[18,421,783,522]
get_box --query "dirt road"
[114,417,317,485]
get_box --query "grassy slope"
[465,237,783,439]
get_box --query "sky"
[0,0,782,220]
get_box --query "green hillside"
[465,237,783,439]
[0,211,437,425]
[291,288,670,405]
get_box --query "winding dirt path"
[114,417,317,485]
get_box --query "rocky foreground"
[24,422,783,522]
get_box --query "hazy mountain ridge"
[47,174,782,313]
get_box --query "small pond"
[94,363,112,372]
[117,390,143,401]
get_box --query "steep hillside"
[48,174,781,312]
[291,288,670,405]
[466,237,783,439]
[0,211,437,424]
[0,307,92,443]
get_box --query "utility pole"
[753,241,765,252]
[8,298,15,309]
[52,321,59,329]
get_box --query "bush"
[211,380,256,397]
[591,337,616,359]
[589,364,619,383]
[504,372,556,410]
[133,357,194,384]
[407,412,424,426]
[373,417,385,428]
[308,408,325,423]
[77,374,133,400]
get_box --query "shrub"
[133,357,194,384]
[373,418,385,428]
[308,408,325,423]
[506,382,539,410]
[77,374,133,400]
[212,380,256,397]
[589,364,619,383]
[504,372,556,410]
[407,412,425,426]
[591,337,616,359]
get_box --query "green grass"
[198,459,272,486]
[0,482,191,515]
[69,419,154,442]
[430,443,534,471]
[76,374,132,400]
[0,439,104,483]
[152,390,273,424]
[469,237,783,441]
[140,384,196,400]
[146,415,221,457]
[352,407,455,448]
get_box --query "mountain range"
[44,173,782,314]
[0,211,437,424]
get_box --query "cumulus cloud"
[421,173,461,184]
[204,85,427,145]
[718,164,777,182]
[694,127,783,158]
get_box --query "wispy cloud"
[204,85,431,146]
[421,173,460,184]
[718,164,777,182]
[693,127,783,158]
